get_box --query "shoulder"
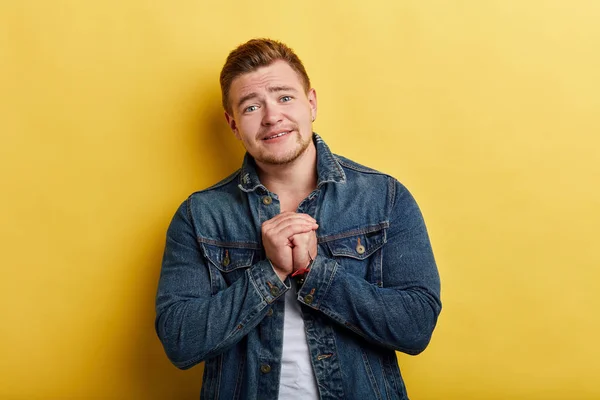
[332,153,414,208]
[333,153,400,190]
[186,169,242,201]
[334,154,388,176]
[174,169,246,221]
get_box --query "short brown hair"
[220,38,311,114]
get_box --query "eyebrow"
[236,85,299,109]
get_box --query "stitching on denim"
[239,300,267,326]
[326,242,385,260]
[315,134,346,184]
[376,249,384,288]
[197,237,261,249]
[247,267,266,302]
[237,154,269,193]
[319,306,347,326]
[205,262,220,295]
[335,155,390,176]
[388,177,397,217]
[330,327,346,399]
[322,304,390,349]
[317,222,389,243]
[232,351,246,400]
[200,242,258,260]
[315,259,337,309]
[361,349,383,400]
[201,243,256,270]
[210,300,265,360]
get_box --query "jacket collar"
[238,133,346,193]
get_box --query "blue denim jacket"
[155,134,441,399]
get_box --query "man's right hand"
[261,212,318,281]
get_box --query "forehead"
[229,60,305,99]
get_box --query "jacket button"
[260,364,271,373]
[270,286,280,296]
[304,294,314,304]
[356,244,366,255]
[262,196,272,205]
[266,308,273,317]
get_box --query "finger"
[277,223,318,240]
[265,217,318,235]
[292,233,318,269]
[268,217,317,233]
[290,231,318,253]
[289,230,316,245]
[263,212,316,228]
[262,224,317,250]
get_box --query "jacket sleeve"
[154,199,289,369]
[296,179,442,355]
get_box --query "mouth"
[263,130,291,141]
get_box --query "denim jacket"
[155,134,441,399]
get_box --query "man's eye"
[244,105,258,112]
[280,96,292,102]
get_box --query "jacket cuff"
[296,254,337,309]
[248,259,289,304]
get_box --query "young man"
[155,38,442,399]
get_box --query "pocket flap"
[202,243,255,272]
[325,227,386,260]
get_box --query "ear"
[307,88,318,122]
[224,111,241,140]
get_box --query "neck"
[256,141,318,205]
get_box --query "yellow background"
[1,0,599,398]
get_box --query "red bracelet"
[291,252,314,288]
[291,268,310,277]
[292,251,314,277]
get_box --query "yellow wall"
[1,1,599,398]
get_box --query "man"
[155,38,441,399]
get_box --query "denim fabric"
[155,134,442,399]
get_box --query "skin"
[224,60,319,281]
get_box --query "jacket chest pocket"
[201,243,259,293]
[323,227,387,287]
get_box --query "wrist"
[291,253,314,289]
[267,259,290,283]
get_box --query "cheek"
[238,118,261,140]
[287,106,310,124]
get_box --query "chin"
[258,142,310,165]
[258,152,301,165]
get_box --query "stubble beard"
[255,130,312,166]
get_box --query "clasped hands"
[261,212,318,282]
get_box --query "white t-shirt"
[278,283,320,399]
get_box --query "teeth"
[267,131,289,140]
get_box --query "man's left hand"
[289,230,318,273]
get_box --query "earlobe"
[232,127,241,140]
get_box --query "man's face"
[225,60,317,166]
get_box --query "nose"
[261,102,283,126]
